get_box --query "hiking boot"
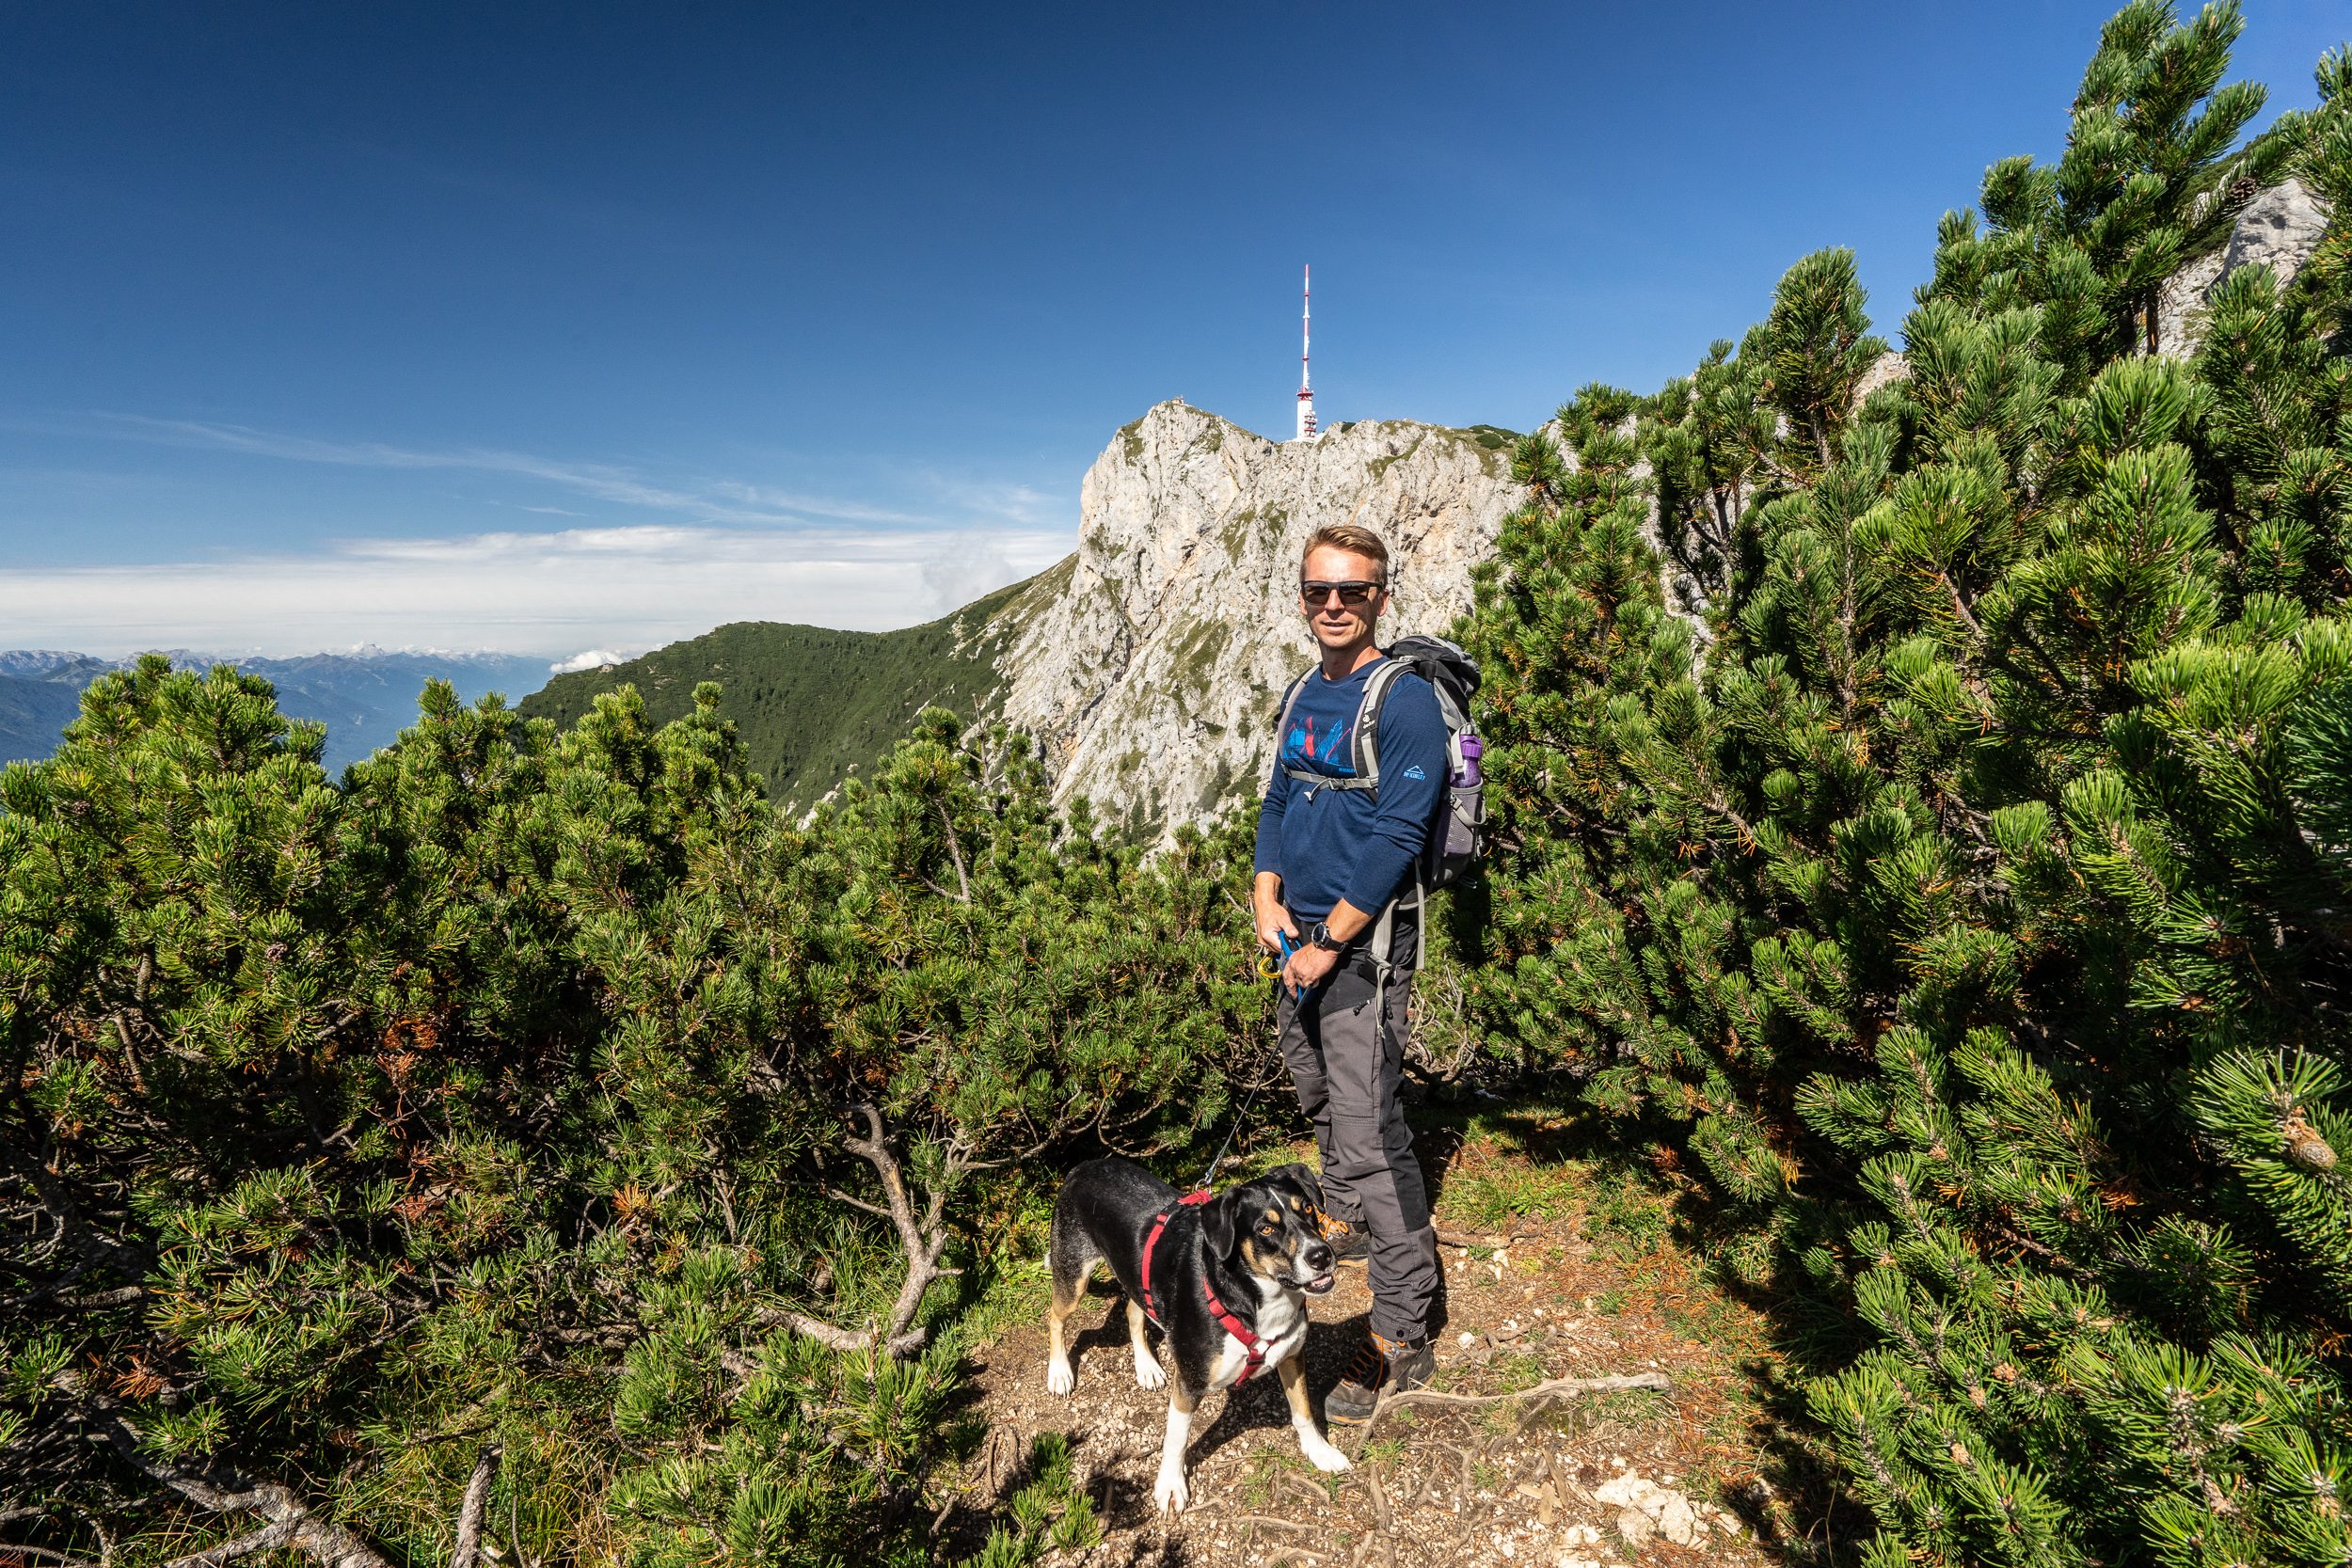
[1325,1331,1435,1423]
[1315,1206,1372,1263]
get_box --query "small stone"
[1656,1494,1701,1547]
[1460,1331,1477,1348]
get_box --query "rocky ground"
[953,1108,1805,1566]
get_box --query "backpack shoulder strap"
[1351,656,1414,789]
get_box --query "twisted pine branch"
[449,1444,502,1568]
[68,1382,396,1568]
[770,1103,966,1358]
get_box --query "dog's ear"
[1268,1163,1324,1214]
[1200,1190,1241,1259]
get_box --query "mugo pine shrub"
[1462,6,2352,1563]
[1,668,1253,1564]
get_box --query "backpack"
[1274,634,1486,904]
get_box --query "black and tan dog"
[1044,1156,1349,1512]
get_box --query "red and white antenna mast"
[1295,264,1318,441]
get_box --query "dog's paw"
[1133,1352,1167,1390]
[1300,1432,1353,1474]
[1045,1357,1075,1397]
[1152,1465,1190,1514]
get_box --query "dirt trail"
[958,1119,1791,1566]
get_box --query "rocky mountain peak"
[981,400,1522,835]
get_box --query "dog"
[1044,1156,1349,1513]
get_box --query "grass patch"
[1492,1352,1549,1393]
[1586,1387,1673,1425]
[1367,436,1423,483]
[1661,1291,1752,1352]
[1439,1158,1590,1230]
[1240,1449,1285,1507]
[955,1255,1052,1350]
[1581,1171,1671,1261]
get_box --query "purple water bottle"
[1455,734,1483,788]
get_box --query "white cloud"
[90,415,938,527]
[1,523,1072,658]
[12,414,1080,656]
[550,646,644,673]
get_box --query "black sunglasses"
[1300,579,1382,608]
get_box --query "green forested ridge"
[7,6,2352,1565]
[517,567,1064,812]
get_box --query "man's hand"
[1281,941,1341,992]
[1253,872,1298,955]
[1277,898,1374,992]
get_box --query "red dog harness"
[1137,1189,1267,1384]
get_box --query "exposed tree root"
[1357,1370,1673,1437]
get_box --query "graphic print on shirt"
[1283,709,1356,776]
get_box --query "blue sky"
[2,2,2343,659]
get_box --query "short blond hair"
[1301,523,1391,584]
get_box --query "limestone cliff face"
[977,401,1520,835]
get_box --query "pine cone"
[2282,1108,2337,1172]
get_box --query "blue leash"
[1205,932,1306,1189]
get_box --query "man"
[1252,521,1444,1421]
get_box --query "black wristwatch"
[1309,921,1345,954]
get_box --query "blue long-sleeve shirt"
[1252,656,1446,924]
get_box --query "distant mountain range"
[0,648,554,773]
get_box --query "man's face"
[1297,546,1388,651]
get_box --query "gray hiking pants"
[1276,940,1439,1345]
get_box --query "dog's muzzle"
[1299,1238,1336,1295]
